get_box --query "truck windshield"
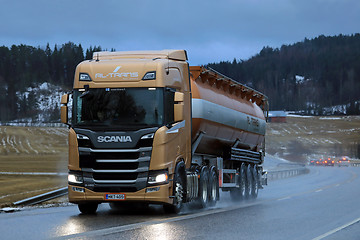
[73,88,172,129]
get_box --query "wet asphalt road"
[1,166,360,240]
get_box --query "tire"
[250,165,259,199]
[163,162,185,214]
[78,203,98,214]
[230,163,246,201]
[197,166,209,208]
[244,164,252,199]
[208,167,218,207]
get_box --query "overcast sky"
[1,0,359,65]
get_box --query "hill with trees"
[1,34,359,123]
[208,34,360,115]
[0,43,102,122]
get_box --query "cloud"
[1,0,359,63]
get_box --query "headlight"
[141,133,154,139]
[155,173,168,183]
[68,173,83,184]
[148,171,168,185]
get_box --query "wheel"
[250,165,259,199]
[197,166,209,208]
[208,167,218,207]
[244,164,252,199]
[163,162,185,214]
[78,203,98,214]
[230,163,246,201]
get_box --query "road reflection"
[55,216,91,237]
[136,222,182,240]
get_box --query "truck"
[60,50,268,214]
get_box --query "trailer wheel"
[197,166,209,208]
[250,165,259,199]
[163,162,185,214]
[245,164,252,199]
[208,167,218,207]
[78,203,98,214]
[230,163,246,201]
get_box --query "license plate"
[105,193,126,200]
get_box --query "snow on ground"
[295,75,306,84]
[319,117,342,120]
[263,155,296,171]
[286,114,314,118]
[10,82,67,126]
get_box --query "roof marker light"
[79,73,92,81]
[142,71,156,80]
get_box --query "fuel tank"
[190,66,268,156]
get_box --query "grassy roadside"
[0,126,68,207]
[266,115,360,163]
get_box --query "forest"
[208,34,360,114]
[0,43,102,121]
[0,34,360,122]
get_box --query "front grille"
[93,172,138,181]
[93,186,138,193]
[78,147,151,192]
[80,152,141,168]
[94,161,139,170]
[79,151,141,168]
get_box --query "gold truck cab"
[61,50,192,213]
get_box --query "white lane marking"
[277,197,291,201]
[315,189,323,193]
[312,217,360,240]
[335,184,340,187]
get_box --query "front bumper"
[68,182,173,205]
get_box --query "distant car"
[337,156,350,167]
[309,160,316,166]
[323,157,335,167]
[315,159,323,166]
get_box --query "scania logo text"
[97,136,133,143]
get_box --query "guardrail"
[13,187,68,206]
[267,164,308,181]
[351,160,360,167]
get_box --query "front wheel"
[163,163,185,214]
[78,203,98,214]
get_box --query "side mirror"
[174,92,184,122]
[61,94,69,125]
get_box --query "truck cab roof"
[92,50,188,61]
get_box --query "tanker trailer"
[188,66,268,205]
[60,50,268,214]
